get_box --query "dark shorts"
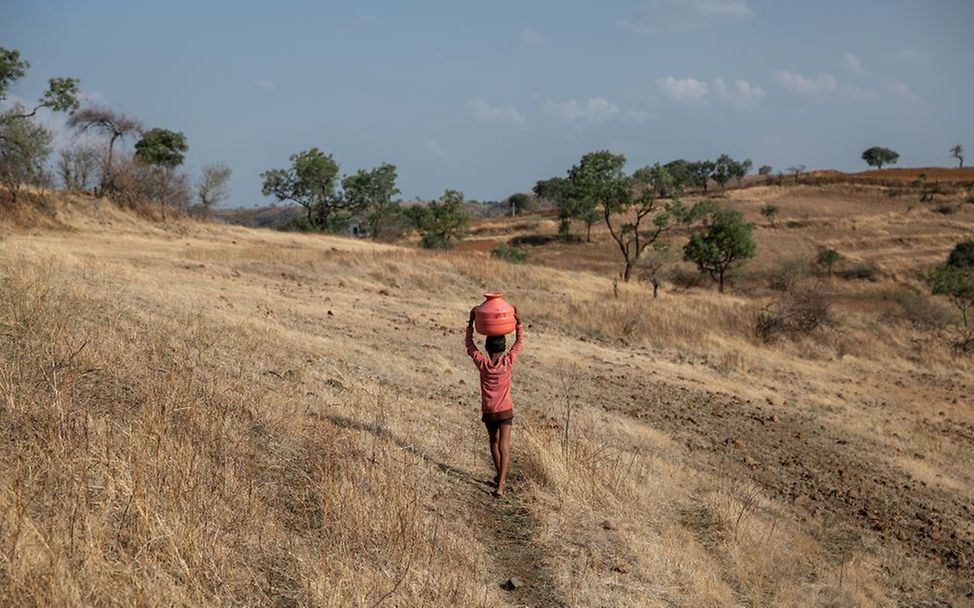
[482,409,514,431]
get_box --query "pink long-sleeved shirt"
[465,323,524,415]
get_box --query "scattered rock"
[501,577,522,591]
[601,520,617,530]
[611,562,630,574]
[327,310,334,316]
[378,288,390,296]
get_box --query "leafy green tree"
[947,240,974,268]
[0,105,53,202]
[261,148,345,230]
[758,164,773,177]
[950,144,964,168]
[759,203,779,227]
[733,158,753,185]
[861,146,899,170]
[196,162,232,212]
[688,160,715,192]
[134,128,188,217]
[0,47,80,121]
[532,176,569,204]
[414,189,470,249]
[342,163,400,238]
[506,192,535,216]
[135,128,187,169]
[683,208,756,292]
[712,154,737,190]
[816,247,842,277]
[932,242,974,327]
[663,159,692,190]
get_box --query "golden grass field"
[1,183,972,607]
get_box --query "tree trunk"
[586,222,592,243]
[652,279,659,298]
[718,271,725,293]
[623,261,633,282]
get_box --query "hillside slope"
[1,196,972,606]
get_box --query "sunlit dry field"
[1,188,972,606]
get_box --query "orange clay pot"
[475,292,516,336]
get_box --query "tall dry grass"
[0,262,492,607]
[2,197,971,606]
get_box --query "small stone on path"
[502,577,523,590]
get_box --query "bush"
[767,258,809,292]
[881,287,955,331]
[838,260,878,281]
[756,287,831,343]
[490,243,529,263]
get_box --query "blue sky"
[3,0,972,206]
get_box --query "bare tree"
[950,144,964,168]
[57,142,102,191]
[196,162,232,213]
[786,164,806,185]
[66,106,142,193]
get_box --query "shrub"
[767,258,809,292]
[838,260,878,281]
[882,287,955,331]
[756,287,831,343]
[815,247,842,277]
[490,243,529,263]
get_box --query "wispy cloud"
[542,97,651,123]
[469,98,526,125]
[657,76,709,102]
[840,52,868,77]
[884,79,918,103]
[776,64,918,103]
[774,69,838,95]
[713,77,766,109]
[619,0,753,34]
[657,76,764,109]
[519,28,544,48]
[254,80,276,92]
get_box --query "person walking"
[465,306,524,497]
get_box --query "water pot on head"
[474,292,516,336]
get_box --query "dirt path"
[324,413,564,607]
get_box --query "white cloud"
[896,49,928,65]
[884,79,918,102]
[713,77,766,109]
[774,69,838,95]
[840,52,868,76]
[542,97,651,123]
[469,98,526,125]
[657,76,709,102]
[619,0,753,34]
[254,80,276,91]
[519,28,544,48]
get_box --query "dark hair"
[485,335,506,354]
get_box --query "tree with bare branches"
[67,106,143,193]
[950,144,964,168]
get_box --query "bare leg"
[487,426,500,483]
[496,424,512,496]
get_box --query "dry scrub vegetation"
[1,194,972,606]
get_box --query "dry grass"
[2,193,972,606]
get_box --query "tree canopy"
[0,46,80,120]
[261,148,343,230]
[342,163,401,237]
[861,146,899,170]
[135,128,188,169]
[683,208,756,292]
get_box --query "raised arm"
[507,307,525,363]
[465,307,484,362]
